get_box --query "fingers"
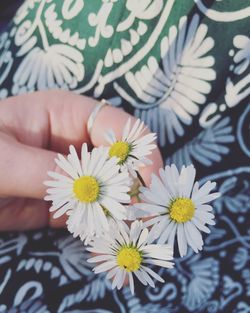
[0,90,97,154]
[0,133,58,199]
[43,90,97,153]
[0,197,67,231]
[0,198,49,231]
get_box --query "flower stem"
[136,171,146,187]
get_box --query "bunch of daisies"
[44,118,220,294]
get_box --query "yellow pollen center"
[73,176,99,203]
[169,198,195,223]
[117,247,142,272]
[109,141,131,164]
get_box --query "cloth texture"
[0,0,250,312]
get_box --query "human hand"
[0,90,163,231]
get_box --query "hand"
[0,90,163,231]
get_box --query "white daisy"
[87,220,174,294]
[105,118,157,176]
[44,144,131,242]
[135,164,220,257]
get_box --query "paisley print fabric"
[0,0,249,312]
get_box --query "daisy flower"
[44,144,131,242]
[87,220,174,294]
[105,118,157,176]
[135,164,220,257]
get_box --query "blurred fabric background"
[0,1,23,31]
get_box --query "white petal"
[195,210,215,224]
[137,228,149,248]
[150,173,171,204]
[68,145,83,176]
[117,269,126,290]
[197,204,213,212]
[112,268,125,290]
[192,216,211,233]
[192,181,216,201]
[55,154,78,179]
[135,203,165,215]
[142,245,173,260]
[122,118,131,140]
[47,171,74,183]
[195,192,221,206]
[86,147,102,176]
[144,258,174,268]
[134,269,147,286]
[107,171,130,185]
[88,254,114,263]
[48,196,75,211]
[105,129,117,144]
[106,267,119,280]
[98,158,120,181]
[143,215,164,228]
[94,202,109,230]
[52,201,74,219]
[146,217,166,243]
[184,222,203,252]
[126,119,141,142]
[168,223,177,248]
[158,220,175,244]
[141,265,165,283]
[177,223,187,257]
[160,166,178,198]
[81,143,91,174]
[101,198,126,220]
[43,180,72,188]
[128,272,134,294]
[141,269,155,288]
[130,221,142,245]
[139,188,166,207]
[93,260,117,274]
[179,165,196,198]
[92,148,109,177]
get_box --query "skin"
[0,90,163,231]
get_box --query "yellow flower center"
[117,246,142,272]
[73,176,99,203]
[109,141,131,164]
[169,198,195,223]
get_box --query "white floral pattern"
[182,256,219,310]
[12,44,84,93]
[0,32,13,87]
[115,14,216,146]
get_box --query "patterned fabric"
[0,0,250,312]
[0,1,23,32]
